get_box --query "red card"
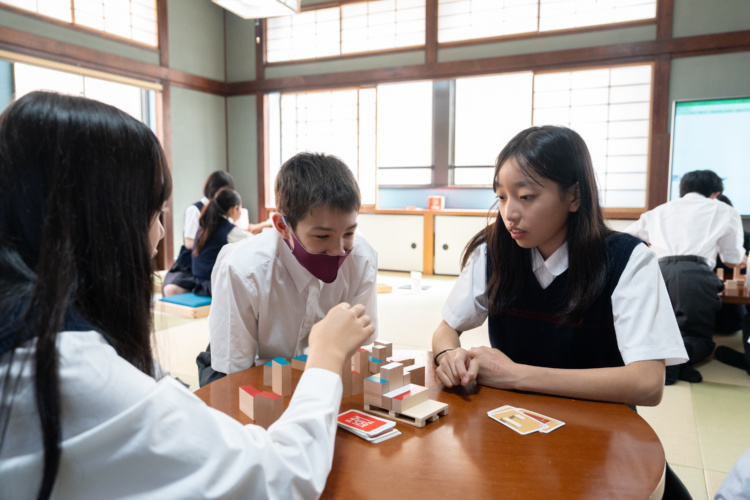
[338,409,395,437]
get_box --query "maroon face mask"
[282,221,352,283]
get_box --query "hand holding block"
[272,358,292,396]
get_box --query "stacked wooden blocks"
[361,341,447,428]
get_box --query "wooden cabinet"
[433,215,490,275]
[357,213,424,272]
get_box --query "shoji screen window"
[453,72,533,185]
[438,0,656,43]
[376,81,433,186]
[13,63,149,122]
[532,64,652,208]
[267,0,425,63]
[0,0,158,46]
[269,89,377,206]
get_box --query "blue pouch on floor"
[159,292,212,308]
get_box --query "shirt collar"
[277,232,319,293]
[200,196,209,205]
[531,242,569,277]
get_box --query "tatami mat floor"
[152,271,750,499]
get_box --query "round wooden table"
[194,351,665,499]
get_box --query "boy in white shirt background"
[627,169,747,385]
[198,152,378,386]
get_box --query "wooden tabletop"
[194,351,665,499]
[721,288,750,305]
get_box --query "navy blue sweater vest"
[487,233,644,370]
[172,201,205,272]
[192,219,234,280]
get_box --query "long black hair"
[194,188,242,255]
[462,126,612,323]
[0,91,172,499]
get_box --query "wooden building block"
[291,354,307,370]
[263,361,273,386]
[379,362,404,392]
[272,358,292,396]
[371,345,387,361]
[364,399,449,428]
[352,349,369,374]
[254,391,284,428]
[341,362,352,398]
[369,356,384,374]
[717,268,724,280]
[373,340,393,359]
[364,375,388,408]
[388,356,414,368]
[351,370,363,396]
[386,384,430,413]
[239,385,260,419]
[377,283,392,294]
[404,364,425,387]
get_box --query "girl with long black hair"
[432,125,687,407]
[0,91,374,499]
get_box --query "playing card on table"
[338,409,396,438]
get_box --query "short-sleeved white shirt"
[209,229,379,374]
[626,193,745,268]
[442,241,688,366]
[183,196,209,240]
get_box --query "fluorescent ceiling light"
[212,0,300,19]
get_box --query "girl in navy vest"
[191,188,250,296]
[162,171,235,296]
[432,126,688,408]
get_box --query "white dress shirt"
[626,193,745,269]
[715,447,750,500]
[183,196,210,240]
[442,241,688,366]
[0,331,342,500]
[209,230,378,374]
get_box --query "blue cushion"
[159,293,212,308]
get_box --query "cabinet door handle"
[411,243,417,249]
[442,244,449,250]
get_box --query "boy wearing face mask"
[198,152,378,386]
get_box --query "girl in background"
[162,170,234,296]
[0,91,374,499]
[191,188,250,296]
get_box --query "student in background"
[162,170,234,296]
[432,126,686,406]
[191,188,250,297]
[626,170,747,384]
[0,91,375,499]
[713,194,750,334]
[200,152,378,386]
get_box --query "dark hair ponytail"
[194,188,242,256]
[0,91,171,499]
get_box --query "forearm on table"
[432,320,462,354]
[489,360,665,407]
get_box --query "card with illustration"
[488,406,547,435]
[519,409,566,433]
